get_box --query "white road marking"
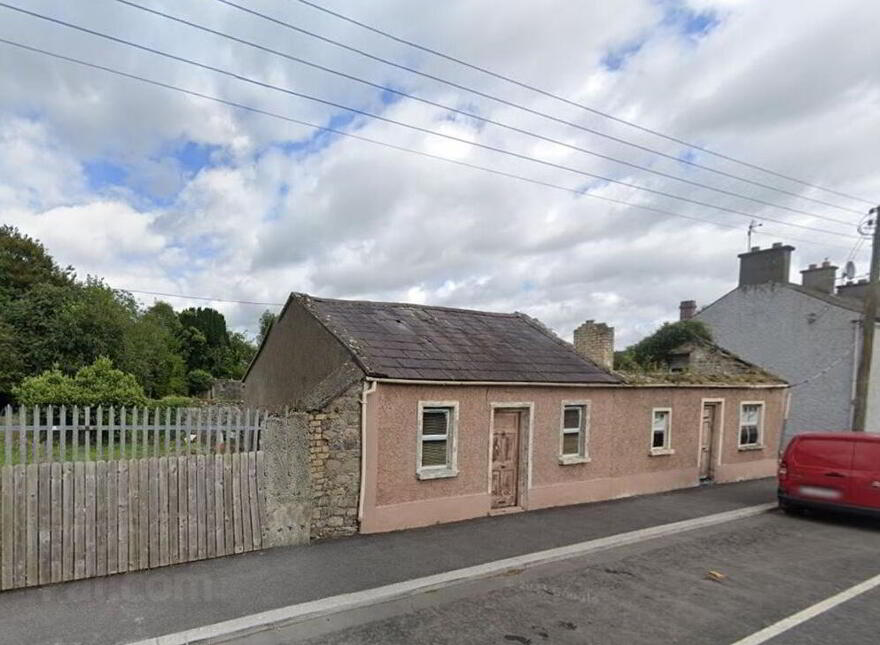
[731,572,880,645]
[127,502,774,645]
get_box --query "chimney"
[738,242,795,287]
[573,320,614,371]
[679,300,697,321]
[838,279,870,301]
[800,260,837,294]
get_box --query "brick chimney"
[679,300,697,321]
[738,242,795,287]
[800,260,837,294]
[838,279,870,301]
[573,320,614,371]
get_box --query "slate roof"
[295,293,620,384]
[784,283,869,316]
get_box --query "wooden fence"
[0,406,267,591]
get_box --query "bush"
[186,369,214,395]
[150,395,199,408]
[13,357,147,408]
[12,368,79,407]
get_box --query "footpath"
[0,478,775,645]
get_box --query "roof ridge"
[296,292,521,318]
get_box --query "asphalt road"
[263,509,880,645]
[0,479,775,645]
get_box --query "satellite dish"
[844,261,856,280]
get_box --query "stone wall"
[307,381,362,539]
[210,378,245,402]
[261,412,312,547]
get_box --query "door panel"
[699,404,717,480]
[788,438,855,505]
[850,441,880,509]
[491,410,520,509]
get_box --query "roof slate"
[296,294,620,384]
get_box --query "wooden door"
[491,410,521,508]
[699,404,717,480]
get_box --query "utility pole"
[852,205,880,431]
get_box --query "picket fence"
[0,405,267,591]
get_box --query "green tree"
[257,310,276,345]
[0,225,73,300]
[615,320,713,370]
[186,369,214,395]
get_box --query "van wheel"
[779,500,803,516]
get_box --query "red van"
[778,432,880,516]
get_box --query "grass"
[0,433,251,466]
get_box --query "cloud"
[1,0,878,348]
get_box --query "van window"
[791,439,853,470]
[852,443,880,471]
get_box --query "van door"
[788,437,855,505]
[849,439,880,510]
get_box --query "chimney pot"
[750,246,760,252]
[772,242,783,248]
[573,321,614,371]
[822,260,831,268]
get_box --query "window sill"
[416,467,459,480]
[649,448,675,457]
[559,455,591,466]
[738,444,764,452]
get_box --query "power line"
[214,0,865,215]
[0,36,861,253]
[292,0,876,207]
[116,0,857,227]
[0,4,860,241]
[120,288,284,306]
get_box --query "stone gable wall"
[307,381,362,539]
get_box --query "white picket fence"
[0,406,267,590]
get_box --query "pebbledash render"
[244,293,788,536]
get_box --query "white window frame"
[559,401,590,465]
[650,407,674,456]
[416,401,459,479]
[738,401,765,450]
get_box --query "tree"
[0,225,73,300]
[257,310,276,345]
[186,369,214,396]
[615,320,713,370]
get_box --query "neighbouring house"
[244,294,787,536]
[693,242,879,441]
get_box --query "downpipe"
[357,379,378,523]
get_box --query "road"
[247,509,880,645]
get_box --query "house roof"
[295,293,621,384]
[783,283,868,316]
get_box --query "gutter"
[357,379,378,523]
[365,377,788,390]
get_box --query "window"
[417,402,458,479]
[739,402,764,448]
[560,403,589,463]
[651,408,672,454]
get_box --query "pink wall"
[360,382,786,533]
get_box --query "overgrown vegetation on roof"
[614,320,712,371]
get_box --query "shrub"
[12,368,79,407]
[151,395,199,408]
[12,357,147,408]
[186,369,214,395]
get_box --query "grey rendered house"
[692,242,880,440]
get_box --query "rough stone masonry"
[307,382,362,539]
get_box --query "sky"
[1,0,879,347]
